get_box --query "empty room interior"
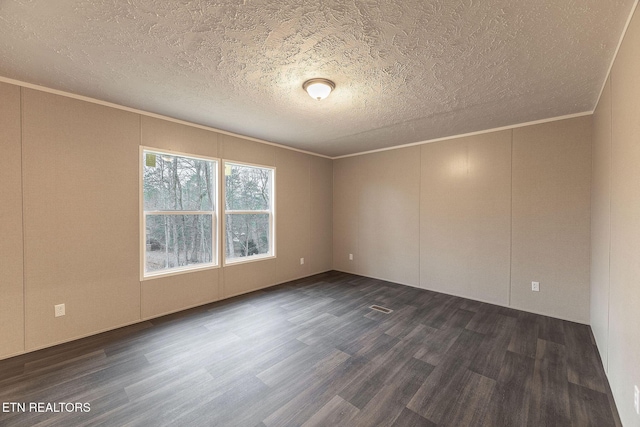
[1,1,640,426]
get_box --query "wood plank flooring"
[0,271,621,426]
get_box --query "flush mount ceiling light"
[303,78,335,101]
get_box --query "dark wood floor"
[0,271,621,426]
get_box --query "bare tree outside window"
[224,162,274,261]
[142,150,217,276]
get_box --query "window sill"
[142,263,219,281]
[223,254,276,267]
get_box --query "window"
[141,148,218,278]
[224,161,275,263]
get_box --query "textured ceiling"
[0,0,634,157]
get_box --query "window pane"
[225,214,270,259]
[145,214,213,273]
[225,163,271,211]
[144,152,215,211]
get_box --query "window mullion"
[224,210,270,215]
[145,210,214,215]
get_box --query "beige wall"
[333,156,361,274]
[334,116,592,323]
[333,147,421,286]
[511,117,591,323]
[222,259,277,298]
[358,148,420,286]
[275,148,311,283]
[420,132,511,305]
[0,82,24,359]
[592,7,640,425]
[22,89,142,350]
[0,83,333,358]
[309,156,333,275]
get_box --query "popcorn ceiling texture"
[0,0,633,157]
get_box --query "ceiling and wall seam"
[1,75,598,162]
[0,76,332,160]
[593,0,639,110]
[332,111,593,159]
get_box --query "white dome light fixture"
[303,78,335,101]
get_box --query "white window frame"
[140,146,220,280]
[223,160,276,265]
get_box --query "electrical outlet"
[634,385,639,415]
[300,257,304,265]
[349,254,353,261]
[531,281,540,292]
[54,304,65,317]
